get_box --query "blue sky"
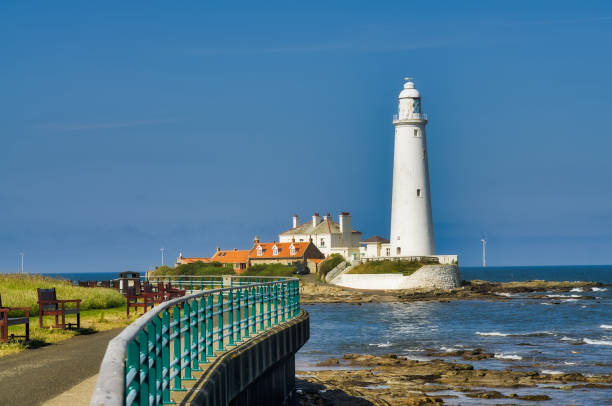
[1,1,611,272]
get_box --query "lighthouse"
[389,78,435,256]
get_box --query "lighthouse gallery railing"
[90,276,300,406]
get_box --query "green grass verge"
[347,260,427,276]
[317,254,345,281]
[0,274,125,315]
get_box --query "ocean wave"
[563,361,576,365]
[495,292,514,297]
[369,341,392,348]
[560,336,575,341]
[600,324,612,330]
[592,287,608,292]
[476,331,554,337]
[476,331,508,337]
[540,302,552,305]
[562,299,578,302]
[583,338,612,346]
[494,353,522,360]
[547,294,582,298]
[570,287,584,292]
[541,369,564,375]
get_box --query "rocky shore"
[300,275,606,304]
[296,353,612,405]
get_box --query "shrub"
[0,274,125,316]
[150,261,235,276]
[242,264,297,277]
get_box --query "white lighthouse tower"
[389,78,435,256]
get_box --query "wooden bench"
[0,293,30,342]
[165,282,186,300]
[126,286,155,317]
[37,288,81,329]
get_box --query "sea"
[37,266,612,404]
[296,265,612,405]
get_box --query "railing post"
[198,296,206,364]
[244,286,246,338]
[138,329,149,406]
[273,284,279,325]
[217,292,224,351]
[190,299,201,372]
[161,310,171,403]
[280,282,286,323]
[183,301,193,380]
[235,289,242,342]
[207,294,214,358]
[228,290,234,346]
[126,339,139,405]
[146,321,157,406]
[152,317,162,405]
[172,306,185,391]
[266,285,272,327]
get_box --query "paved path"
[0,328,122,406]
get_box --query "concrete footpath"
[0,328,122,406]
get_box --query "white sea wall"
[332,264,461,290]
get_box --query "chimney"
[216,247,220,252]
[292,214,300,229]
[312,212,321,227]
[339,212,351,242]
[253,236,260,246]
[323,212,331,221]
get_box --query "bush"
[242,264,297,277]
[0,274,125,315]
[347,260,424,276]
[317,254,345,281]
[150,261,235,276]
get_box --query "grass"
[316,254,345,281]
[0,273,125,315]
[0,305,137,357]
[347,260,427,276]
[0,273,131,357]
[150,262,235,276]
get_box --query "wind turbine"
[480,237,487,267]
[19,252,24,273]
[160,247,165,266]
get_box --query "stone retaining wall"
[332,264,461,290]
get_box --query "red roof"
[211,249,250,264]
[249,242,309,259]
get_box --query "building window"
[385,248,390,256]
[272,245,279,256]
[396,247,401,255]
[416,188,421,197]
[320,238,325,247]
[299,239,304,242]
[257,245,263,256]
[413,129,418,137]
[290,244,297,255]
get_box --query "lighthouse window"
[416,188,422,197]
[396,247,402,255]
[413,129,418,137]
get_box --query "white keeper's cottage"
[278,212,362,260]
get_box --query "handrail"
[91,276,300,406]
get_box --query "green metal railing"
[90,276,300,406]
